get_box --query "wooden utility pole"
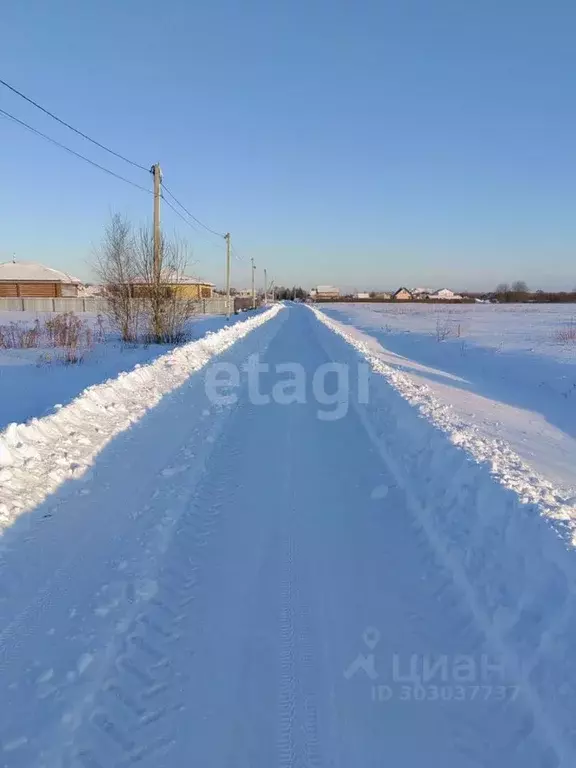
[151,163,162,285]
[251,257,256,309]
[264,268,267,304]
[225,233,231,319]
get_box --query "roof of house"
[176,276,215,286]
[0,260,81,284]
[393,286,412,295]
[131,271,214,286]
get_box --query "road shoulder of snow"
[310,304,576,761]
[310,305,576,528]
[0,305,283,531]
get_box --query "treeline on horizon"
[480,282,576,303]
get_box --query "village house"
[130,273,214,299]
[430,288,463,300]
[0,260,81,298]
[393,287,413,301]
[311,285,340,300]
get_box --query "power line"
[1,106,222,241]
[0,78,149,172]
[231,245,244,262]
[160,182,225,239]
[0,88,231,247]
[0,107,152,194]
[161,196,231,254]
[161,193,201,232]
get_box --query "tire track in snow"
[61,434,245,768]
[278,526,324,768]
[296,576,322,768]
[277,415,323,768]
[278,533,298,768]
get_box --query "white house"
[355,292,370,299]
[430,288,463,300]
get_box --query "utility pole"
[251,257,256,309]
[151,163,162,285]
[264,268,268,304]
[225,233,231,319]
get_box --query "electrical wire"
[0,78,149,172]
[231,245,244,262]
[161,193,202,232]
[0,107,152,194]
[0,87,230,244]
[160,182,225,239]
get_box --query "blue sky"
[1,0,574,291]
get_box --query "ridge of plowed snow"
[0,305,283,530]
[310,305,576,540]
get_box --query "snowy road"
[0,306,564,766]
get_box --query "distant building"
[393,287,413,301]
[0,260,81,298]
[78,284,104,297]
[412,287,432,299]
[131,272,214,299]
[312,285,340,300]
[430,288,462,300]
[355,292,370,299]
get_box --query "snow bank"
[0,304,283,531]
[311,305,576,763]
[0,312,265,430]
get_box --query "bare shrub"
[45,313,95,364]
[0,313,96,364]
[94,214,142,343]
[554,320,576,344]
[94,314,107,344]
[0,320,42,349]
[45,313,79,347]
[436,318,453,342]
[435,311,463,342]
[135,229,197,344]
[93,213,199,345]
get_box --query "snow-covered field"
[322,302,576,493]
[323,302,576,361]
[1,302,576,766]
[0,311,256,430]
